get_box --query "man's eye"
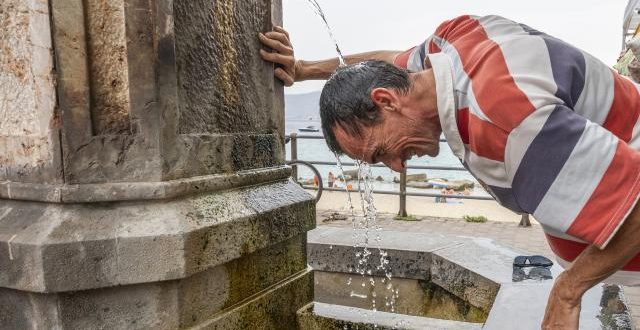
[372,151,381,164]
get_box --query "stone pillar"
[0,0,315,329]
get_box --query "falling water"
[304,0,347,66]
[306,0,401,325]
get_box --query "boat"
[298,125,319,132]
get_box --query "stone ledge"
[0,166,290,203]
[0,179,315,293]
[296,302,482,330]
[194,269,313,330]
[307,228,636,329]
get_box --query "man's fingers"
[273,26,290,39]
[258,33,293,55]
[260,49,295,68]
[264,31,291,47]
[275,67,294,86]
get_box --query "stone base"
[0,179,315,329]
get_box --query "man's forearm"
[296,50,401,81]
[557,203,640,299]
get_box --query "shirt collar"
[427,53,465,160]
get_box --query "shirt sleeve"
[505,103,640,249]
[393,36,436,72]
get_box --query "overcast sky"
[282,0,629,94]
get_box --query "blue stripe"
[520,24,586,108]
[488,186,524,213]
[418,40,426,68]
[512,105,586,213]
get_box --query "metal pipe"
[302,186,494,200]
[519,214,531,227]
[398,169,408,217]
[290,133,298,181]
[299,160,467,172]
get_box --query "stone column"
[0,0,315,329]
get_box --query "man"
[328,171,336,188]
[259,15,640,329]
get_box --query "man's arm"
[542,202,640,329]
[259,26,401,85]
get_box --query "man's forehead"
[332,124,373,159]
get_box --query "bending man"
[260,15,640,329]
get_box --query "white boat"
[298,125,319,132]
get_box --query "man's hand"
[259,26,299,86]
[259,26,403,83]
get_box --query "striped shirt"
[395,15,640,283]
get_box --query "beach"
[311,189,524,223]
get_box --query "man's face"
[333,107,441,172]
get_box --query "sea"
[285,119,490,197]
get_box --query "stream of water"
[305,0,402,326]
[305,0,346,66]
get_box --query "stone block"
[0,179,314,293]
[406,173,427,182]
[0,233,312,330]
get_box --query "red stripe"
[434,15,474,44]
[546,234,640,271]
[428,40,441,53]
[393,47,414,69]
[603,72,640,142]
[468,112,508,161]
[457,108,469,144]
[567,142,640,247]
[436,16,535,132]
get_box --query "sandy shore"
[311,189,525,223]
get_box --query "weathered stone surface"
[0,0,61,184]
[308,227,459,280]
[297,302,482,330]
[0,179,314,293]
[85,0,131,135]
[199,270,313,330]
[406,173,427,182]
[0,234,311,330]
[2,1,311,329]
[174,0,280,135]
[306,228,636,330]
[313,271,487,322]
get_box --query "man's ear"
[370,88,398,113]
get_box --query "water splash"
[334,154,399,315]
[304,0,347,67]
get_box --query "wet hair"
[319,60,411,155]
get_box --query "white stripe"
[541,225,586,243]
[437,37,492,122]
[504,106,553,183]
[533,121,618,232]
[406,46,423,72]
[574,52,615,125]
[430,53,465,160]
[465,151,509,188]
[627,83,640,150]
[477,15,561,110]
